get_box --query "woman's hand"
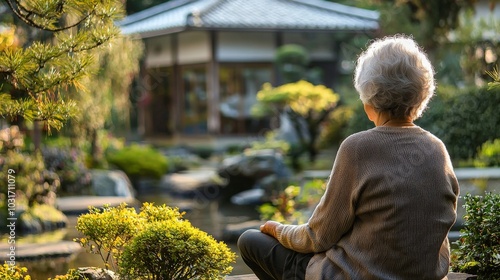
[260,221,281,239]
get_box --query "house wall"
[144,31,211,67]
[178,31,211,64]
[283,32,336,60]
[144,36,173,68]
[144,31,337,67]
[217,32,275,62]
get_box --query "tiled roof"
[119,0,379,37]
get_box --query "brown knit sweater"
[276,126,459,280]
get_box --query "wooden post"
[207,30,220,134]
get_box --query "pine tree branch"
[4,0,100,32]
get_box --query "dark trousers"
[237,229,313,280]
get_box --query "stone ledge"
[226,272,477,280]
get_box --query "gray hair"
[354,35,435,120]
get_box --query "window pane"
[219,65,272,134]
[182,68,207,134]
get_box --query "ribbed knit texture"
[276,126,459,280]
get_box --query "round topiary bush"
[75,203,235,279]
[106,144,168,182]
[119,219,235,280]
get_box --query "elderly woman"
[237,35,459,280]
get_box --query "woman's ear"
[363,103,378,124]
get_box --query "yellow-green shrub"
[75,203,235,279]
[75,203,142,270]
[473,139,500,167]
[47,269,81,280]
[0,263,31,280]
[119,219,235,280]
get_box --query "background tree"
[62,35,143,167]
[253,81,339,169]
[125,0,168,15]
[0,0,124,132]
[334,0,477,49]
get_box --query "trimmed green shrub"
[75,203,141,270]
[106,144,168,181]
[190,145,215,160]
[275,44,309,83]
[451,193,500,279]
[119,220,235,280]
[75,203,235,279]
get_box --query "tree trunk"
[33,120,42,152]
[89,129,101,168]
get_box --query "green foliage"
[451,193,500,279]
[256,81,338,116]
[404,85,500,164]
[275,44,309,83]
[75,203,141,270]
[486,66,500,90]
[254,80,339,165]
[0,126,66,234]
[0,149,60,208]
[259,185,302,223]
[250,131,290,154]
[453,10,500,86]
[1,0,124,130]
[75,203,235,280]
[275,44,309,66]
[119,219,235,280]
[296,179,327,206]
[125,0,166,15]
[0,125,24,151]
[343,101,374,137]
[48,269,83,280]
[473,139,500,167]
[0,263,31,280]
[259,180,325,224]
[61,35,143,165]
[190,145,215,160]
[138,202,185,222]
[106,144,168,180]
[19,203,67,229]
[336,0,476,49]
[42,147,91,194]
[418,86,500,162]
[318,105,355,148]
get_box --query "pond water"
[20,187,257,279]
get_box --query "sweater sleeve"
[275,135,360,253]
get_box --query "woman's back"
[321,126,459,279]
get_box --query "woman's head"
[354,35,435,121]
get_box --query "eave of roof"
[118,0,379,37]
